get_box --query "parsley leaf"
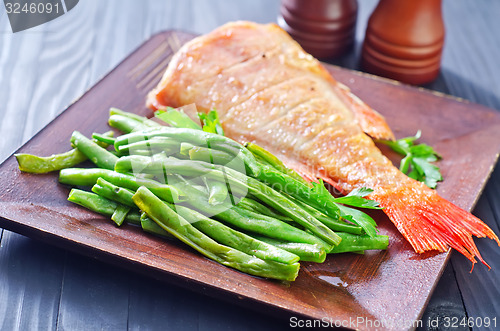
[379,131,443,188]
[310,181,381,236]
[198,110,225,136]
[337,204,378,237]
[333,187,381,209]
[310,180,341,219]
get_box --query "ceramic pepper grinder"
[361,0,445,85]
[278,0,358,59]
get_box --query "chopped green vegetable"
[379,131,442,188]
[198,109,225,136]
[155,107,202,130]
[250,235,327,263]
[309,180,379,237]
[246,142,310,186]
[111,205,131,226]
[140,212,172,238]
[67,189,141,225]
[59,168,181,203]
[329,232,389,253]
[132,186,300,281]
[110,107,161,129]
[71,131,119,170]
[15,131,114,173]
[333,187,380,209]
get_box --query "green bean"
[110,108,161,128]
[91,179,293,263]
[222,175,341,246]
[91,133,116,146]
[189,146,234,165]
[135,139,365,237]
[59,168,181,203]
[88,180,228,255]
[71,131,119,170]
[140,212,173,238]
[118,147,344,237]
[92,178,172,232]
[197,149,347,228]
[246,142,310,186]
[111,205,130,226]
[67,189,141,225]
[250,235,326,263]
[205,178,229,205]
[255,165,379,237]
[117,137,180,156]
[182,144,324,217]
[132,186,300,281]
[108,114,144,134]
[172,182,332,251]
[173,204,300,264]
[114,154,164,174]
[154,107,202,130]
[179,142,196,156]
[187,148,332,222]
[91,177,137,208]
[120,149,152,157]
[16,149,89,174]
[114,128,261,176]
[329,232,389,254]
[254,165,344,219]
[156,158,341,246]
[15,131,113,173]
[237,197,294,223]
[86,178,302,265]
[286,194,364,235]
[220,206,333,251]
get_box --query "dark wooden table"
[0,1,499,330]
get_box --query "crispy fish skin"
[148,21,499,268]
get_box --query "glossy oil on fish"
[147,21,499,268]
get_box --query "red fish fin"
[371,187,500,270]
[333,82,395,141]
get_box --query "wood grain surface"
[0,1,499,330]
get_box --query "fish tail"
[281,160,499,269]
[371,185,500,270]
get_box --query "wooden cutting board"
[1,31,500,331]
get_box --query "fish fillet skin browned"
[148,21,499,268]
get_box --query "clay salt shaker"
[361,0,445,85]
[278,0,358,59]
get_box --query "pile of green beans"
[15,107,388,282]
